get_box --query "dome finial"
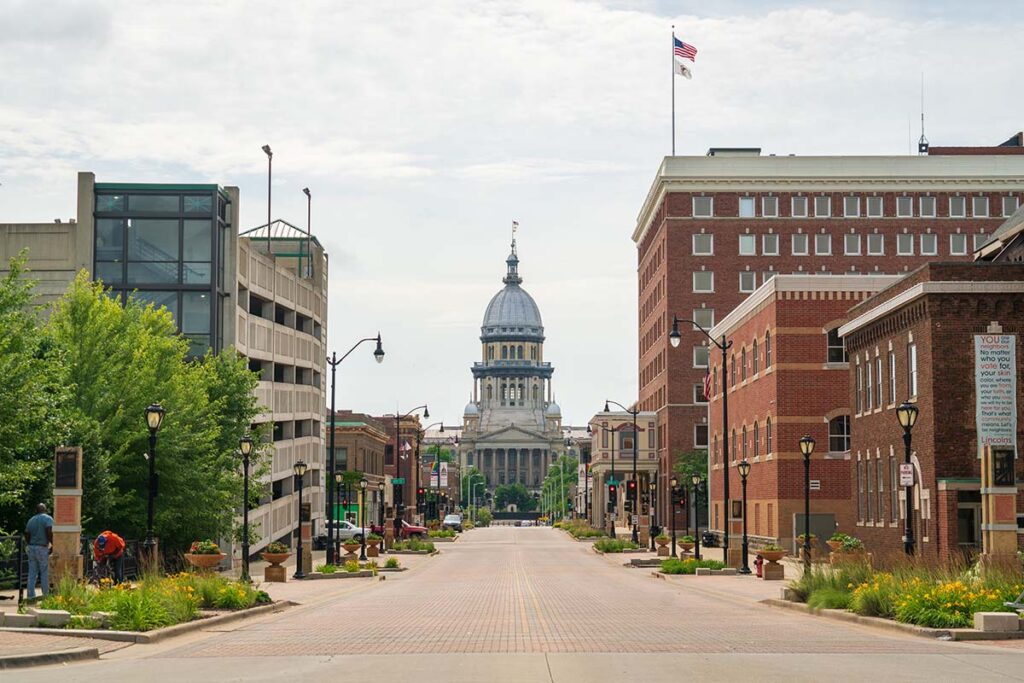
[504,221,522,285]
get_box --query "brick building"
[838,262,1024,561]
[329,411,388,525]
[633,147,1024,525]
[705,275,898,559]
[586,410,658,534]
[379,413,424,521]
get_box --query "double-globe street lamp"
[648,480,657,550]
[325,335,385,565]
[690,473,703,560]
[605,400,641,544]
[238,435,254,582]
[143,403,165,564]
[798,435,816,570]
[359,478,369,561]
[737,460,751,574]
[897,401,920,556]
[293,459,308,579]
[670,315,732,566]
[669,476,679,558]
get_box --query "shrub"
[364,561,379,575]
[680,535,695,543]
[264,541,290,554]
[188,540,221,555]
[593,538,639,553]
[660,558,726,574]
[849,573,900,618]
[212,581,259,610]
[808,587,852,610]
[343,560,361,573]
[384,557,400,569]
[367,533,382,541]
[475,509,492,527]
[429,529,456,538]
[315,563,337,574]
[655,534,670,541]
[762,543,784,552]
[41,576,95,614]
[393,539,436,552]
[463,521,475,531]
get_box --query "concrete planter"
[184,553,226,571]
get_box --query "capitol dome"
[480,245,544,341]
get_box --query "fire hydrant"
[754,554,764,578]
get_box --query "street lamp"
[896,401,920,556]
[589,422,618,538]
[669,315,732,564]
[238,435,254,582]
[378,481,386,527]
[397,405,428,524]
[648,480,657,550]
[261,144,272,253]
[691,473,702,560]
[293,460,308,579]
[799,435,816,570]
[359,478,369,561]
[143,403,165,563]
[334,472,343,562]
[326,333,386,564]
[737,460,751,574]
[421,422,446,523]
[669,476,679,558]
[606,399,641,544]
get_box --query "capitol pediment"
[473,423,550,442]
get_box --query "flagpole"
[671,25,676,156]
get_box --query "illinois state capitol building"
[458,239,566,492]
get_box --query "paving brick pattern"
[156,527,988,658]
[0,631,129,656]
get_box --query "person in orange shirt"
[93,530,126,582]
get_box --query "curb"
[301,570,375,580]
[761,599,955,640]
[0,646,99,670]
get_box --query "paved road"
[15,526,1024,681]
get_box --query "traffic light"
[416,487,426,512]
[608,484,617,506]
[671,486,685,507]
[626,479,637,501]
[624,500,633,514]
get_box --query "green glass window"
[95,261,124,284]
[96,194,126,212]
[183,195,213,214]
[128,195,180,212]
[183,262,212,284]
[95,219,124,261]
[127,262,178,284]
[127,219,179,261]
[131,290,179,319]
[181,291,211,333]
[182,220,211,261]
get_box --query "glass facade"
[93,185,230,356]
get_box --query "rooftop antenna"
[917,73,929,155]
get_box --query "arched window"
[730,429,736,461]
[518,383,525,403]
[487,346,494,360]
[530,346,537,359]
[753,421,760,457]
[765,417,772,454]
[741,347,748,381]
[533,385,539,401]
[765,331,772,368]
[829,416,851,453]
[752,339,759,374]
[486,385,493,400]
[517,345,524,359]
[730,355,737,386]
[741,426,748,458]
[501,346,508,359]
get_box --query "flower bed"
[390,539,436,553]
[593,538,639,553]
[659,558,727,575]
[559,519,606,539]
[428,529,457,538]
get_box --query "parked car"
[442,514,463,532]
[371,520,428,540]
[329,520,373,543]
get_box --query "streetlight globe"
[239,435,253,456]
[378,481,385,492]
[373,333,385,364]
[670,476,678,488]
[738,460,751,478]
[334,472,343,484]
[799,435,816,457]
[691,473,701,487]
[293,459,308,477]
[360,478,368,490]
[669,316,681,348]
[145,403,165,432]
[896,401,919,430]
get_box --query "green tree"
[494,482,536,511]
[541,455,578,518]
[672,449,709,514]
[460,465,485,507]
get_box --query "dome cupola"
[480,238,544,341]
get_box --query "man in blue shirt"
[24,503,54,600]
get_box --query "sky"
[1,1,1022,426]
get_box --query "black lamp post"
[605,399,641,544]
[239,435,254,582]
[799,435,815,570]
[589,423,618,538]
[648,480,657,550]
[669,476,679,558]
[896,401,920,556]
[691,473,702,560]
[396,405,428,522]
[334,472,343,562]
[293,459,308,579]
[359,478,369,561]
[737,459,751,574]
[326,334,385,565]
[421,423,446,523]
[670,315,732,563]
[143,403,165,563]
[378,481,386,527]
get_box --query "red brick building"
[706,275,898,558]
[633,147,1024,525]
[838,262,1024,561]
[378,413,423,520]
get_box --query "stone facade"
[587,411,658,532]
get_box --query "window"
[920,233,937,256]
[949,196,966,218]
[693,233,713,255]
[843,196,860,217]
[694,424,709,449]
[762,233,779,255]
[752,339,760,374]
[128,195,180,212]
[814,233,832,255]
[739,196,755,218]
[739,234,756,255]
[865,360,873,410]
[753,422,760,457]
[829,416,851,453]
[866,196,883,217]
[875,356,883,408]
[693,196,713,217]
[920,196,936,217]
[896,196,913,217]
[694,346,709,368]
[856,364,863,412]
[814,196,831,217]
[762,271,776,284]
[972,196,989,217]
[694,383,708,404]
[765,417,772,454]
[692,308,714,329]
[791,196,808,217]
[897,233,914,255]
[888,351,896,405]
[826,328,847,363]
[730,355,736,386]
[1003,196,1020,217]
[791,233,809,255]
[877,454,886,522]
[867,233,884,255]
[741,426,748,458]
[741,347,748,381]
[857,460,865,521]
[762,196,778,217]
[730,429,737,461]
[739,271,757,292]
[907,342,918,397]
[844,233,861,255]
[890,456,899,521]
[867,460,875,521]
[949,233,967,255]
[974,233,992,251]
[765,332,772,368]
[693,271,714,292]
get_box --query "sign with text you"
[974,335,1018,458]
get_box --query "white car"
[328,520,372,542]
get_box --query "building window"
[844,233,861,255]
[692,308,715,330]
[792,196,808,218]
[867,233,884,255]
[762,271,776,284]
[973,233,992,251]
[739,196,756,218]
[739,234,756,255]
[752,339,760,374]
[897,233,914,255]
[920,196,936,218]
[814,196,831,217]
[866,196,883,217]
[730,429,737,461]
[765,331,772,368]
[907,342,918,397]
[741,347,748,381]
[767,503,774,536]
[741,426,748,458]
[972,196,989,217]
[826,328,847,363]
[856,363,863,413]
[896,196,913,217]
[814,233,832,255]
[762,196,778,217]
[694,346,709,368]
[694,424,709,449]
[865,360,873,411]
[843,196,860,217]
[888,351,896,405]
[601,423,608,448]
[1002,196,1020,217]
[949,195,966,218]
[753,421,760,458]
[501,346,508,359]
[867,459,875,521]
[765,417,772,454]
[949,233,967,255]
[890,455,899,521]
[693,196,714,217]
[692,233,713,255]
[857,460,864,521]
[920,233,937,256]
[762,233,779,255]
[791,233,809,255]
[730,355,736,386]
[829,416,850,453]
[877,454,886,522]
[875,356,883,407]
[694,383,708,404]
[739,271,757,293]
[693,271,714,292]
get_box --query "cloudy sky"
[2,1,1021,425]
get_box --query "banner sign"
[974,335,1018,457]
[430,462,449,487]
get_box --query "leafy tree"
[672,449,709,515]
[460,466,485,507]
[541,454,578,518]
[494,482,536,511]
[425,444,453,463]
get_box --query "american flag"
[674,36,697,62]
[703,369,712,401]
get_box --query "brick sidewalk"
[0,631,130,656]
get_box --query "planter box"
[694,567,738,576]
[185,553,226,570]
[302,570,374,580]
[427,536,457,543]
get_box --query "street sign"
[631,514,639,526]
[392,478,405,484]
[899,464,914,487]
